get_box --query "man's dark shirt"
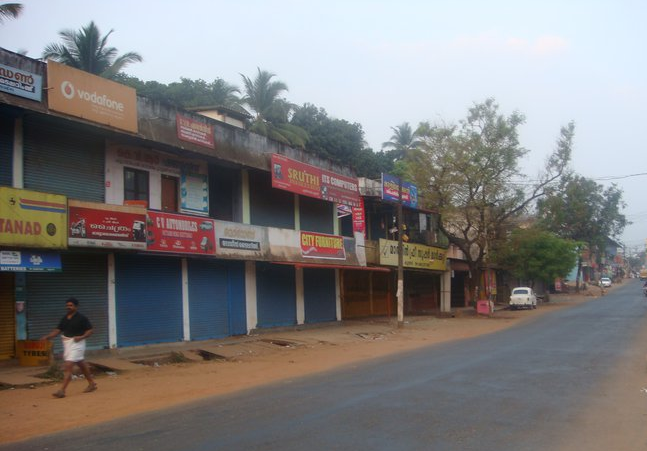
[57,312,92,338]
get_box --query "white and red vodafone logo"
[60,80,75,99]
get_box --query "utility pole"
[397,178,404,328]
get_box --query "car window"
[512,288,529,295]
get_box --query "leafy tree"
[411,98,573,300]
[496,228,580,289]
[240,68,307,148]
[536,174,628,289]
[291,103,392,177]
[42,21,142,79]
[0,2,21,23]
[381,122,421,162]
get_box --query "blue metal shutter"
[115,254,182,347]
[304,268,336,323]
[23,117,104,202]
[188,259,229,340]
[26,253,108,353]
[227,261,247,335]
[256,262,296,328]
[0,116,12,187]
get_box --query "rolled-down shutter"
[256,262,296,328]
[304,268,336,323]
[115,254,182,347]
[26,253,109,353]
[188,259,229,340]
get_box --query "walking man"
[41,297,97,398]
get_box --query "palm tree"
[0,2,22,24]
[240,68,307,148]
[381,122,421,161]
[42,21,142,80]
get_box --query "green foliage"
[536,174,628,249]
[42,21,142,80]
[412,98,573,289]
[496,228,580,285]
[381,122,422,162]
[0,3,22,23]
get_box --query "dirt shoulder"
[0,291,598,444]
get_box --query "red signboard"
[146,211,216,255]
[352,198,366,236]
[300,231,346,260]
[68,202,147,250]
[271,154,360,207]
[176,113,215,149]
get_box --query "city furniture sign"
[378,238,446,271]
[271,154,360,207]
[68,200,147,250]
[300,231,346,260]
[47,60,137,133]
[0,187,67,249]
[145,211,215,255]
[381,173,418,208]
[0,62,42,101]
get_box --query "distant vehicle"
[509,287,537,310]
[599,277,612,287]
[640,269,647,281]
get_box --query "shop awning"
[273,262,391,272]
[0,250,62,272]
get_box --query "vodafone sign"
[46,60,137,133]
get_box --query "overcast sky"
[2,0,646,251]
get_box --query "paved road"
[7,281,647,451]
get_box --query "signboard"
[352,198,366,236]
[145,211,215,255]
[300,231,346,260]
[47,60,137,133]
[378,239,446,271]
[214,221,267,258]
[0,187,67,249]
[68,200,146,249]
[180,173,209,216]
[176,113,215,149]
[0,250,61,272]
[0,63,42,101]
[271,154,360,207]
[381,173,418,208]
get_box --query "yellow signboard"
[47,60,138,133]
[378,239,446,271]
[0,187,67,249]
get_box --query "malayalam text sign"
[0,187,67,249]
[68,200,146,249]
[378,239,446,270]
[47,60,137,133]
[271,154,360,207]
[381,173,418,208]
[146,211,215,255]
[176,113,215,149]
[0,63,42,101]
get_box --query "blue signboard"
[0,63,43,102]
[381,173,418,208]
[0,250,61,272]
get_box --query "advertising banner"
[0,63,42,101]
[271,154,360,207]
[300,231,346,260]
[47,60,137,133]
[68,200,146,249]
[381,173,418,208]
[378,238,446,271]
[180,173,209,216]
[0,187,67,249]
[0,250,61,272]
[352,198,366,236]
[145,211,215,255]
[214,221,267,258]
[176,113,215,149]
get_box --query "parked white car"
[599,277,612,287]
[509,287,537,310]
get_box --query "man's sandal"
[83,383,97,393]
[52,390,65,398]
